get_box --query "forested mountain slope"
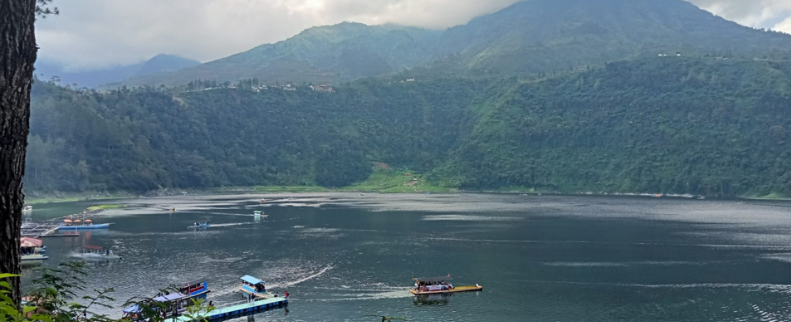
[28,57,791,196]
[117,0,791,87]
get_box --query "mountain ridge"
[114,0,791,88]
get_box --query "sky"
[35,0,791,71]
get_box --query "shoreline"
[23,186,791,206]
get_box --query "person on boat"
[285,291,289,299]
[208,301,214,309]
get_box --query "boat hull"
[239,287,271,299]
[59,224,110,230]
[409,285,483,295]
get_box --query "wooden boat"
[238,275,271,299]
[409,276,483,295]
[20,237,48,265]
[123,278,210,319]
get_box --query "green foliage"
[26,57,791,197]
[1,262,212,322]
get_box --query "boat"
[239,275,270,299]
[123,278,210,319]
[188,221,210,229]
[409,276,483,295]
[76,245,121,260]
[253,211,262,217]
[174,297,287,322]
[20,237,48,265]
[23,205,32,212]
[59,215,111,231]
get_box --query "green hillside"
[27,57,791,197]
[439,0,791,75]
[119,23,441,87]
[115,0,791,88]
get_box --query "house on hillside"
[310,84,335,93]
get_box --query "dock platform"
[174,297,287,322]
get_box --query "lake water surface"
[25,194,791,322]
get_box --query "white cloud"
[34,0,791,70]
[775,17,791,34]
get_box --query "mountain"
[26,57,791,196]
[35,54,199,88]
[439,0,791,75]
[119,23,441,87]
[116,0,791,87]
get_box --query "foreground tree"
[0,0,40,305]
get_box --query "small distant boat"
[188,221,210,229]
[123,278,210,319]
[254,211,262,217]
[20,237,48,265]
[76,245,121,260]
[409,275,482,295]
[239,275,270,299]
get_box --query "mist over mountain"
[36,54,199,88]
[116,0,791,87]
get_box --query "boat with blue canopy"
[123,278,210,319]
[239,275,270,299]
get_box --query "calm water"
[23,193,791,322]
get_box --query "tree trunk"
[0,0,37,305]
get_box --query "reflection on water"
[413,293,452,306]
[25,194,791,322]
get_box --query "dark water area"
[24,194,791,322]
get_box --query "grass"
[250,169,457,194]
[253,186,330,193]
[86,204,126,211]
[342,169,456,193]
[746,192,791,200]
[25,193,128,205]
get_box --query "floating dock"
[174,297,287,322]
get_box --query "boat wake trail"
[270,265,333,289]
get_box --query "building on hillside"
[310,84,335,93]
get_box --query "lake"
[24,193,791,322]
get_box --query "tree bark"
[0,0,37,305]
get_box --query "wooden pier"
[174,297,288,322]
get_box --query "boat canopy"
[154,293,186,302]
[122,305,140,314]
[241,275,265,285]
[414,276,453,283]
[20,237,42,248]
[184,278,207,287]
[83,245,104,250]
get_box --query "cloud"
[775,17,791,34]
[34,0,791,70]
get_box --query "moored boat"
[123,278,210,319]
[239,275,270,299]
[409,275,483,295]
[59,216,111,230]
[20,237,48,265]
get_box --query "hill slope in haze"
[27,57,791,197]
[117,0,791,87]
[36,54,199,88]
[120,23,442,87]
